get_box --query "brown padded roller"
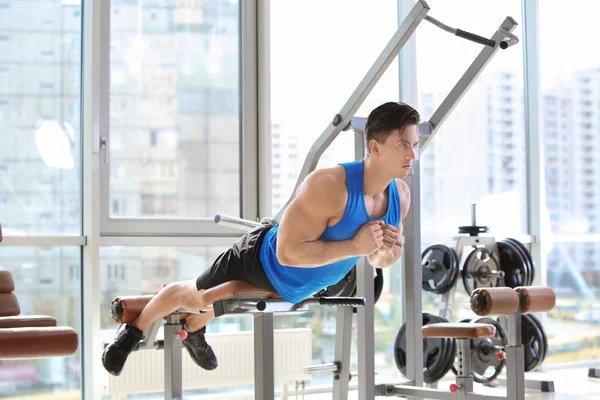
[111,281,278,324]
[422,323,496,339]
[0,327,78,359]
[111,295,153,324]
[0,293,20,316]
[0,316,57,329]
[0,270,14,293]
[471,287,520,316]
[514,286,556,314]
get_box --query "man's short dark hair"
[364,102,420,152]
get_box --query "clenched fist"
[351,221,384,255]
[377,222,400,254]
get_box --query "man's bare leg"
[184,310,216,332]
[130,278,208,332]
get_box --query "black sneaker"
[182,326,218,370]
[102,324,144,376]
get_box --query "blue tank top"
[259,160,402,304]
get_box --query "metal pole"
[403,160,424,394]
[254,313,275,400]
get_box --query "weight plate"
[504,238,532,287]
[394,313,456,384]
[469,317,507,383]
[317,266,357,297]
[497,240,527,288]
[422,245,459,294]
[527,314,548,365]
[522,314,545,371]
[461,247,502,294]
[506,238,535,286]
[374,268,384,303]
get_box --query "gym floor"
[293,367,600,399]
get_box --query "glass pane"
[109,0,240,220]
[540,1,600,364]
[270,0,403,384]
[270,0,400,217]
[417,1,527,238]
[0,0,82,236]
[0,247,81,397]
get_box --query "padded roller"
[470,287,520,316]
[0,316,56,329]
[422,323,496,339]
[0,327,78,359]
[0,293,20,317]
[0,270,14,293]
[514,286,556,314]
[110,295,153,324]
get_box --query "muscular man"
[102,101,419,376]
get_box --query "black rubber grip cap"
[470,293,487,312]
[319,297,365,307]
[456,29,496,47]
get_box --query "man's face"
[372,124,419,179]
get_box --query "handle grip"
[318,297,365,307]
[455,29,496,47]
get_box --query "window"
[540,0,600,364]
[0,247,81,396]
[0,1,81,236]
[417,0,527,239]
[107,0,241,221]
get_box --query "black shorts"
[195,223,277,293]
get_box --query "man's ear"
[369,139,380,155]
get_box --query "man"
[102,101,419,376]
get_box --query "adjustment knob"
[179,330,188,339]
[450,383,459,393]
[497,349,505,361]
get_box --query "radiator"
[103,328,313,397]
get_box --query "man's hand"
[376,222,401,255]
[351,221,384,256]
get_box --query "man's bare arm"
[276,168,361,268]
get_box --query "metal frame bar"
[0,236,86,246]
[419,17,519,152]
[82,0,107,399]
[273,0,431,222]
[332,306,353,400]
[522,0,546,289]
[254,313,275,400]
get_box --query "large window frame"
[97,0,259,238]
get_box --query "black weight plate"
[507,238,535,286]
[504,238,532,287]
[522,314,545,371]
[318,266,356,297]
[461,247,502,294]
[526,314,548,366]
[504,238,530,288]
[394,313,456,384]
[470,317,507,383]
[374,268,384,303]
[497,241,527,288]
[422,244,459,294]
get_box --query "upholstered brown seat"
[0,270,78,359]
[422,323,496,339]
[111,280,279,324]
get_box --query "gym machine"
[108,280,364,400]
[106,0,525,398]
